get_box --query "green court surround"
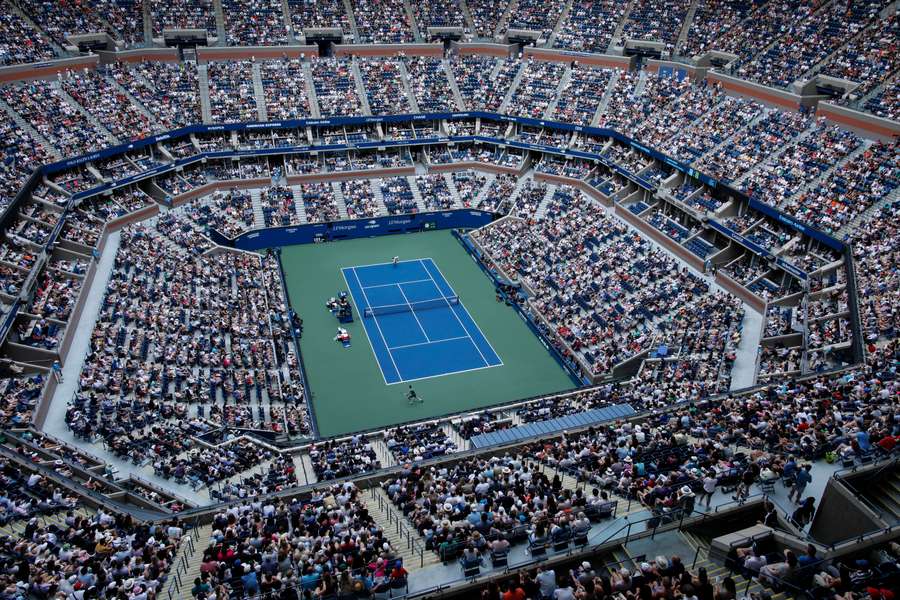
[279,230,576,437]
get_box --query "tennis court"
[342,258,502,384]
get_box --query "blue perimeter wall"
[223,209,496,251]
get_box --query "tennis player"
[392,256,400,267]
[407,385,423,404]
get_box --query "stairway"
[458,0,477,35]
[330,181,350,219]
[443,58,466,111]
[350,56,373,116]
[401,0,422,41]
[6,1,67,57]
[440,422,470,452]
[499,61,527,113]
[546,0,575,47]
[591,70,622,126]
[250,188,266,227]
[370,178,390,215]
[534,183,557,220]
[494,0,519,39]
[839,183,900,237]
[864,468,900,523]
[251,61,267,121]
[52,81,120,145]
[106,72,165,130]
[674,0,701,57]
[292,451,317,486]
[473,173,497,208]
[443,172,466,208]
[397,58,421,113]
[0,96,62,160]
[733,119,820,187]
[610,0,635,48]
[372,437,397,469]
[362,487,441,569]
[633,69,649,96]
[172,523,214,600]
[406,176,428,212]
[142,0,153,45]
[543,65,572,119]
[301,60,322,118]
[341,0,361,42]
[290,186,309,224]
[212,0,228,43]
[690,555,787,600]
[197,63,213,123]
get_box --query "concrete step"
[341,0,361,42]
[0,95,62,160]
[397,58,421,113]
[52,80,120,145]
[290,185,309,224]
[498,60,526,113]
[371,178,390,216]
[674,0,701,56]
[293,451,317,485]
[406,175,428,212]
[546,0,575,47]
[610,0,635,48]
[363,487,441,570]
[197,63,213,123]
[443,172,465,209]
[330,181,350,219]
[543,64,572,120]
[350,56,373,116]
[591,70,622,126]
[443,58,466,111]
[494,0,519,39]
[535,183,557,220]
[250,188,266,228]
[212,0,228,43]
[301,60,322,118]
[251,61,267,121]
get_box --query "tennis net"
[363,296,459,318]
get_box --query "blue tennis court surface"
[342,258,502,384]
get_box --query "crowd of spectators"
[0,490,182,600]
[619,0,691,49]
[455,55,520,111]
[309,435,381,480]
[677,0,761,57]
[506,0,565,39]
[552,0,625,53]
[467,0,507,37]
[287,0,352,37]
[311,57,363,117]
[340,179,380,218]
[0,11,56,66]
[1,79,112,158]
[357,58,411,115]
[695,108,813,184]
[260,59,311,120]
[222,0,289,44]
[405,57,457,113]
[197,483,400,597]
[150,0,217,35]
[298,182,341,223]
[552,65,613,125]
[504,59,567,119]
[350,0,414,42]
[21,0,143,46]
[207,60,258,123]
[734,0,885,89]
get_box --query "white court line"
[361,278,433,290]
[346,258,433,270]
[395,283,431,343]
[383,363,501,386]
[420,258,504,367]
[388,335,470,351]
[343,267,400,384]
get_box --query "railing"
[165,517,202,600]
[369,485,426,568]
